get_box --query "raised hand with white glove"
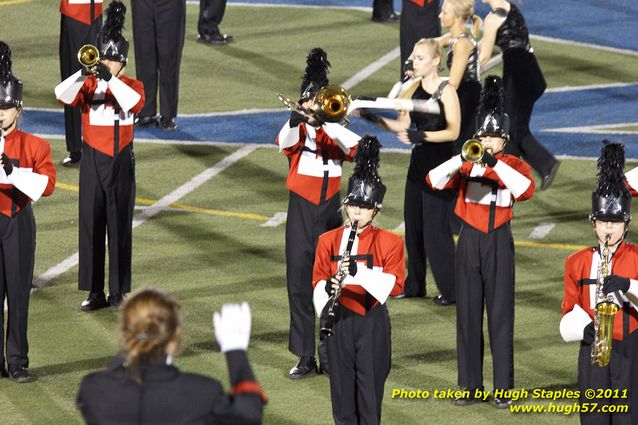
[213,302,252,353]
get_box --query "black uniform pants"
[59,14,102,154]
[0,205,35,369]
[79,144,135,295]
[372,0,394,19]
[456,223,514,391]
[286,192,341,357]
[131,0,185,120]
[400,0,440,78]
[578,337,633,425]
[502,51,555,177]
[454,80,481,150]
[403,179,455,300]
[198,0,227,37]
[326,304,391,425]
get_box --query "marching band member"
[560,141,637,425]
[427,76,535,408]
[364,38,460,303]
[313,135,405,425]
[478,0,560,190]
[275,48,360,379]
[55,1,144,312]
[59,0,103,167]
[77,288,266,424]
[437,0,482,149]
[0,42,56,383]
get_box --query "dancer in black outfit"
[365,38,460,304]
[400,0,440,78]
[479,0,560,190]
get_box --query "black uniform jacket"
[76,350,265,425]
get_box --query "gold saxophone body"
[591,237,619,367]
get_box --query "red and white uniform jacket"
[276,121,359,205]
[312,225,405,316]
[624,166,638,197]
[427,153,535,233]
[560,242,638,343]
[55,70,145,157]
[60,0,103,25]
[0,129,56,217]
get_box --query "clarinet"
[320,220,359,337]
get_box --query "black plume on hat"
[344,135,386,209]
[300,48,330,99]
[0,41,23,108]
[96,1,129,62]
[591,140,631,222]
[475,75,510,139]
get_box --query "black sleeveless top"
[494,4,531,51]
[446,33,480,83]
[407,82,455,191]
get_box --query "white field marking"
[261,211,288,227]
[341,47,402,90]
[393,222,405,233]
[529,222,556,240]
[546,82,638,93]
[31,145,257,289]
[530,34,638,57]
[185,0,370,12]
[546,122,638,134]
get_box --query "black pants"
[456,223,514,391]
[327,305,391,425]
[455,80,481,150]
[0,206,35,369]
[198,0,227,37]
[59,14,102,154]
[578,337,633,425]
[131,0,185,120]
[79,144,135,295]
[286,192,341,358]
[403,179,455,300]
[400,0,440,78]
[372,0,394,19]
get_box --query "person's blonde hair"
[446,0,482,38]
[119,288,182,380]
[396,38,443,117]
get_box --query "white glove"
[213,302,251,352]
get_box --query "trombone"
[276,84,440,125]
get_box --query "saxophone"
[591,236,620,367]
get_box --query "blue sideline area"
[21,0,638,158]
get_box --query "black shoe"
[433,295,455,306]
[108,292,125,309]
[494,397,512,409]
[159,117,177,131]
[541,160,560,190]
[8,366,30,383]
[197,33,233,45]
[135,115,158,128]
[319,363,330,376]
[453,387,485,406]
[0,364,8,378]
[288,356,318,379]
[80,292,109,312]
[62,152,81,168]
[372,12,400,23]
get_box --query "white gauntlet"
[213,302,251,352]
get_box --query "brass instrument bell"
[461,139,485,163]
[78,44,100,73]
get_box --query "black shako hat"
[96,1,129,63]
[475,75,510,140]
[0,41,22,109]
[344,135,386,209]
[590,140,631,222]
[299,48,330,100]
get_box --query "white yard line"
[261,212,288,227]
[341,47,401,90]
[546,122,638,134]
[529,222,556,240]
[31,145,257,289]
[546,82,638,93]
[530,34,638,57]
[393,222,405,233]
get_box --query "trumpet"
[78,44,100,75]
[276,85,440,125]
[461,139,484,163]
